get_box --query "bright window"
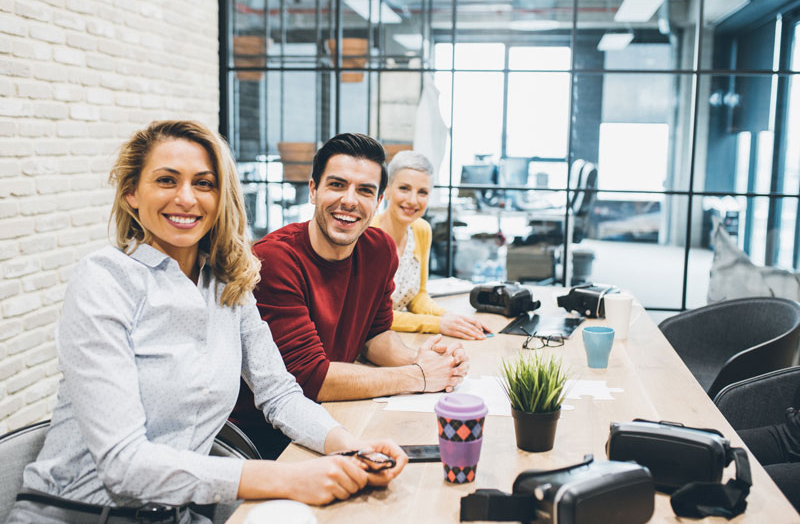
[434,43,571,181]
[597,123,669,198]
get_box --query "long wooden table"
[229,287,799,523]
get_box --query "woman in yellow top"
[373,151,490,340]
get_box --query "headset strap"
[670,446,751,519]
[595,286,614,318]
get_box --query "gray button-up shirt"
[22,244,340,507]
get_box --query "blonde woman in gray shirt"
[6,120,407,524]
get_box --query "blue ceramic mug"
[581,326,615,368]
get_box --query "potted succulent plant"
[500,351,569,452]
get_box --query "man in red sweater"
[233,133,468,457]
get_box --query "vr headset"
[460,454,654,524]
[606,419,751,519]
[556,284,617,318]
[460,420,752,523]
[470,282,540,317]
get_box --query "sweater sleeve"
[252,241,330,401]
[391,219,447,333]
[391,310,442,333]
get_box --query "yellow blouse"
[372,215,447,333]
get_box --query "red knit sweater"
[233,221,397,418]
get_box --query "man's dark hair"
[311,133,388,196]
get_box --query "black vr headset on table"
[606,419,752,519]
[556,284,617,318]
[461,454,654,524]
[460,420,751,523]
[470,282,540,318]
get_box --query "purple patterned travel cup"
[435,392,488,483]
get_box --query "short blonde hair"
[108,120,260,307]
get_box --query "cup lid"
[435,392,488,419]
[243,500,317,524]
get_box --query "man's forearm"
[316,361,424,401]
[362,330,418,367]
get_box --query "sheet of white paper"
[373,376,511,416]
[373,377,624,416]
[565,379,624,401]
[427,277,475,297]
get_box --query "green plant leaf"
[498,351,571,413]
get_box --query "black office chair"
[570,161,598,243]
[0,420,257,524]
[215,418,262,460]
[713,367,800,513]
[203,420,260,523]
[659,297,800,399]
[714,366,800,430]
[567,159,586,212]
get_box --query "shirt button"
[213,494,222,503]
[202,388,210,396]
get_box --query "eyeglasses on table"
[521,327,565,350]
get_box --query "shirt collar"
[128,243,171,268]
[128,243,210,272]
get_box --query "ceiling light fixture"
[597,32,634,51]
[343,0,401,24]
[393,34,422,50]
[614,0,665,23]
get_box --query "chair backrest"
[200,421,258,524]
[714,367,800,430]
[215,420,261,460]
[570,161,598,242]
[0,420,254,524]
[567,159,586,211]
[0,420,49,523]
[659,297,800,398]
[574,162,598,217]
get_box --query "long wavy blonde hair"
[108,120,260,307]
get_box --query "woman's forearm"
[237,460,290,499]
[323,426,362,454]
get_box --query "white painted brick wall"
[0,0,219,432]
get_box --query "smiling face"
[124,138,219,267]
[386,168,432,227]
[308,154,383,260]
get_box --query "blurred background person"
[374,150,490,340]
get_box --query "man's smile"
[332,212,361,225]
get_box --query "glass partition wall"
[221,0,800,312]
